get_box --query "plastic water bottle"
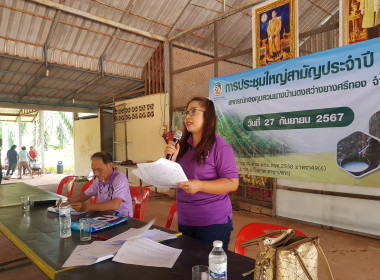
[209,240,227,280]
[59,198,71,238]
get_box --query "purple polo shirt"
[85,169,133,217]
[177,134,238,226]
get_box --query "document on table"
[47,206,87,215]
[62,242,116,267]
[63,219,180,267]
[113,238,182,268]
[77,219,156,260]
[141,228,178,242]
[132,158,188,188]
[106,218,155,245]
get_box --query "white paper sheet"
[77,241,122,258]
[63,219,180,268]
[62,243,114,268]
[132,158,188,188]
[112,238,182,268]
[47,206,87,215]
[141,228,178,242]
[105,218,156,245]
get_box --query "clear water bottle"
[209,240,227,280]
[59,198,71,238]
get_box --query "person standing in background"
[18,146,33,179]
[29,146,37,163]
[164,97,239,251]
[22,146,37,175]
[6,145,18,176]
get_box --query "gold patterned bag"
[241,229,334,280]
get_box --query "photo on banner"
[252,0,298,68]
[341,0,380,45]
[210,37,380,188]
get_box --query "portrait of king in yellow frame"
[253,0,296,67]
[342,0,380,45]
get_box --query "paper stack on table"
[63,219,181,268]
[132,158,188,188]
[113,237,181,268]
[47,206,87,215]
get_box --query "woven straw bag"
[241,229,334,280]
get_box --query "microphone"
[166,130,182,160]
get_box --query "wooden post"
[148,59,151,95]
[155,46,159,93]
[169,42,174,130]
[214,21,219,77]
[144,65,147,96]
[159,44,163,93]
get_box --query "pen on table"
[242,268,254,277]
[92,235,110,240]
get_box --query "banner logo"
[213,82,223,96]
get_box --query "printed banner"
[210,38,380,188]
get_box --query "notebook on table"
[71,213,128,232]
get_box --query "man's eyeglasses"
[182,108,205,117]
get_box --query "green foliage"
[7,130,15,147]
[57,125,65,150]
[76,176,89,182]
[44,129,50,150]
[216,111,292,158]
[44,111,73,150]
[32,121,37,146]
[44,166,57,173]
[44,164,74,173]
[63,164,74,172]
[20,122,27,136]
[59,112,73,138]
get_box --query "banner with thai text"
[209,38,380,187]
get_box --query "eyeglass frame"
[182,108,206,117]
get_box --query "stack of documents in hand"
[63,219,181,268]
[132,158,188,188]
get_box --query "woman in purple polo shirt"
[165,97,239,250]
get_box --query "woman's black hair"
[177,97,216,163]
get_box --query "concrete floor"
[1,174,380,280]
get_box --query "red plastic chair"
[234,222,306,255]
[165,201,177,229]
[56,176,78,197]
[80,179,97,204]
[130,187,151,220]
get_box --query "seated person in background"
[59,152,133,217]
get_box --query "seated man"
[60,152,133,217]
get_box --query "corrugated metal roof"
[0,0,340,113]
[0,108,38,122]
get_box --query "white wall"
[73,116,101,176]
[115,93,169,163]
[276,179,380,236]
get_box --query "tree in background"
[7,130,15,147]
[43,111,73,150]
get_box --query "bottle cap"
[213,240,223,247]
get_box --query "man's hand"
[70,202,87,212]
